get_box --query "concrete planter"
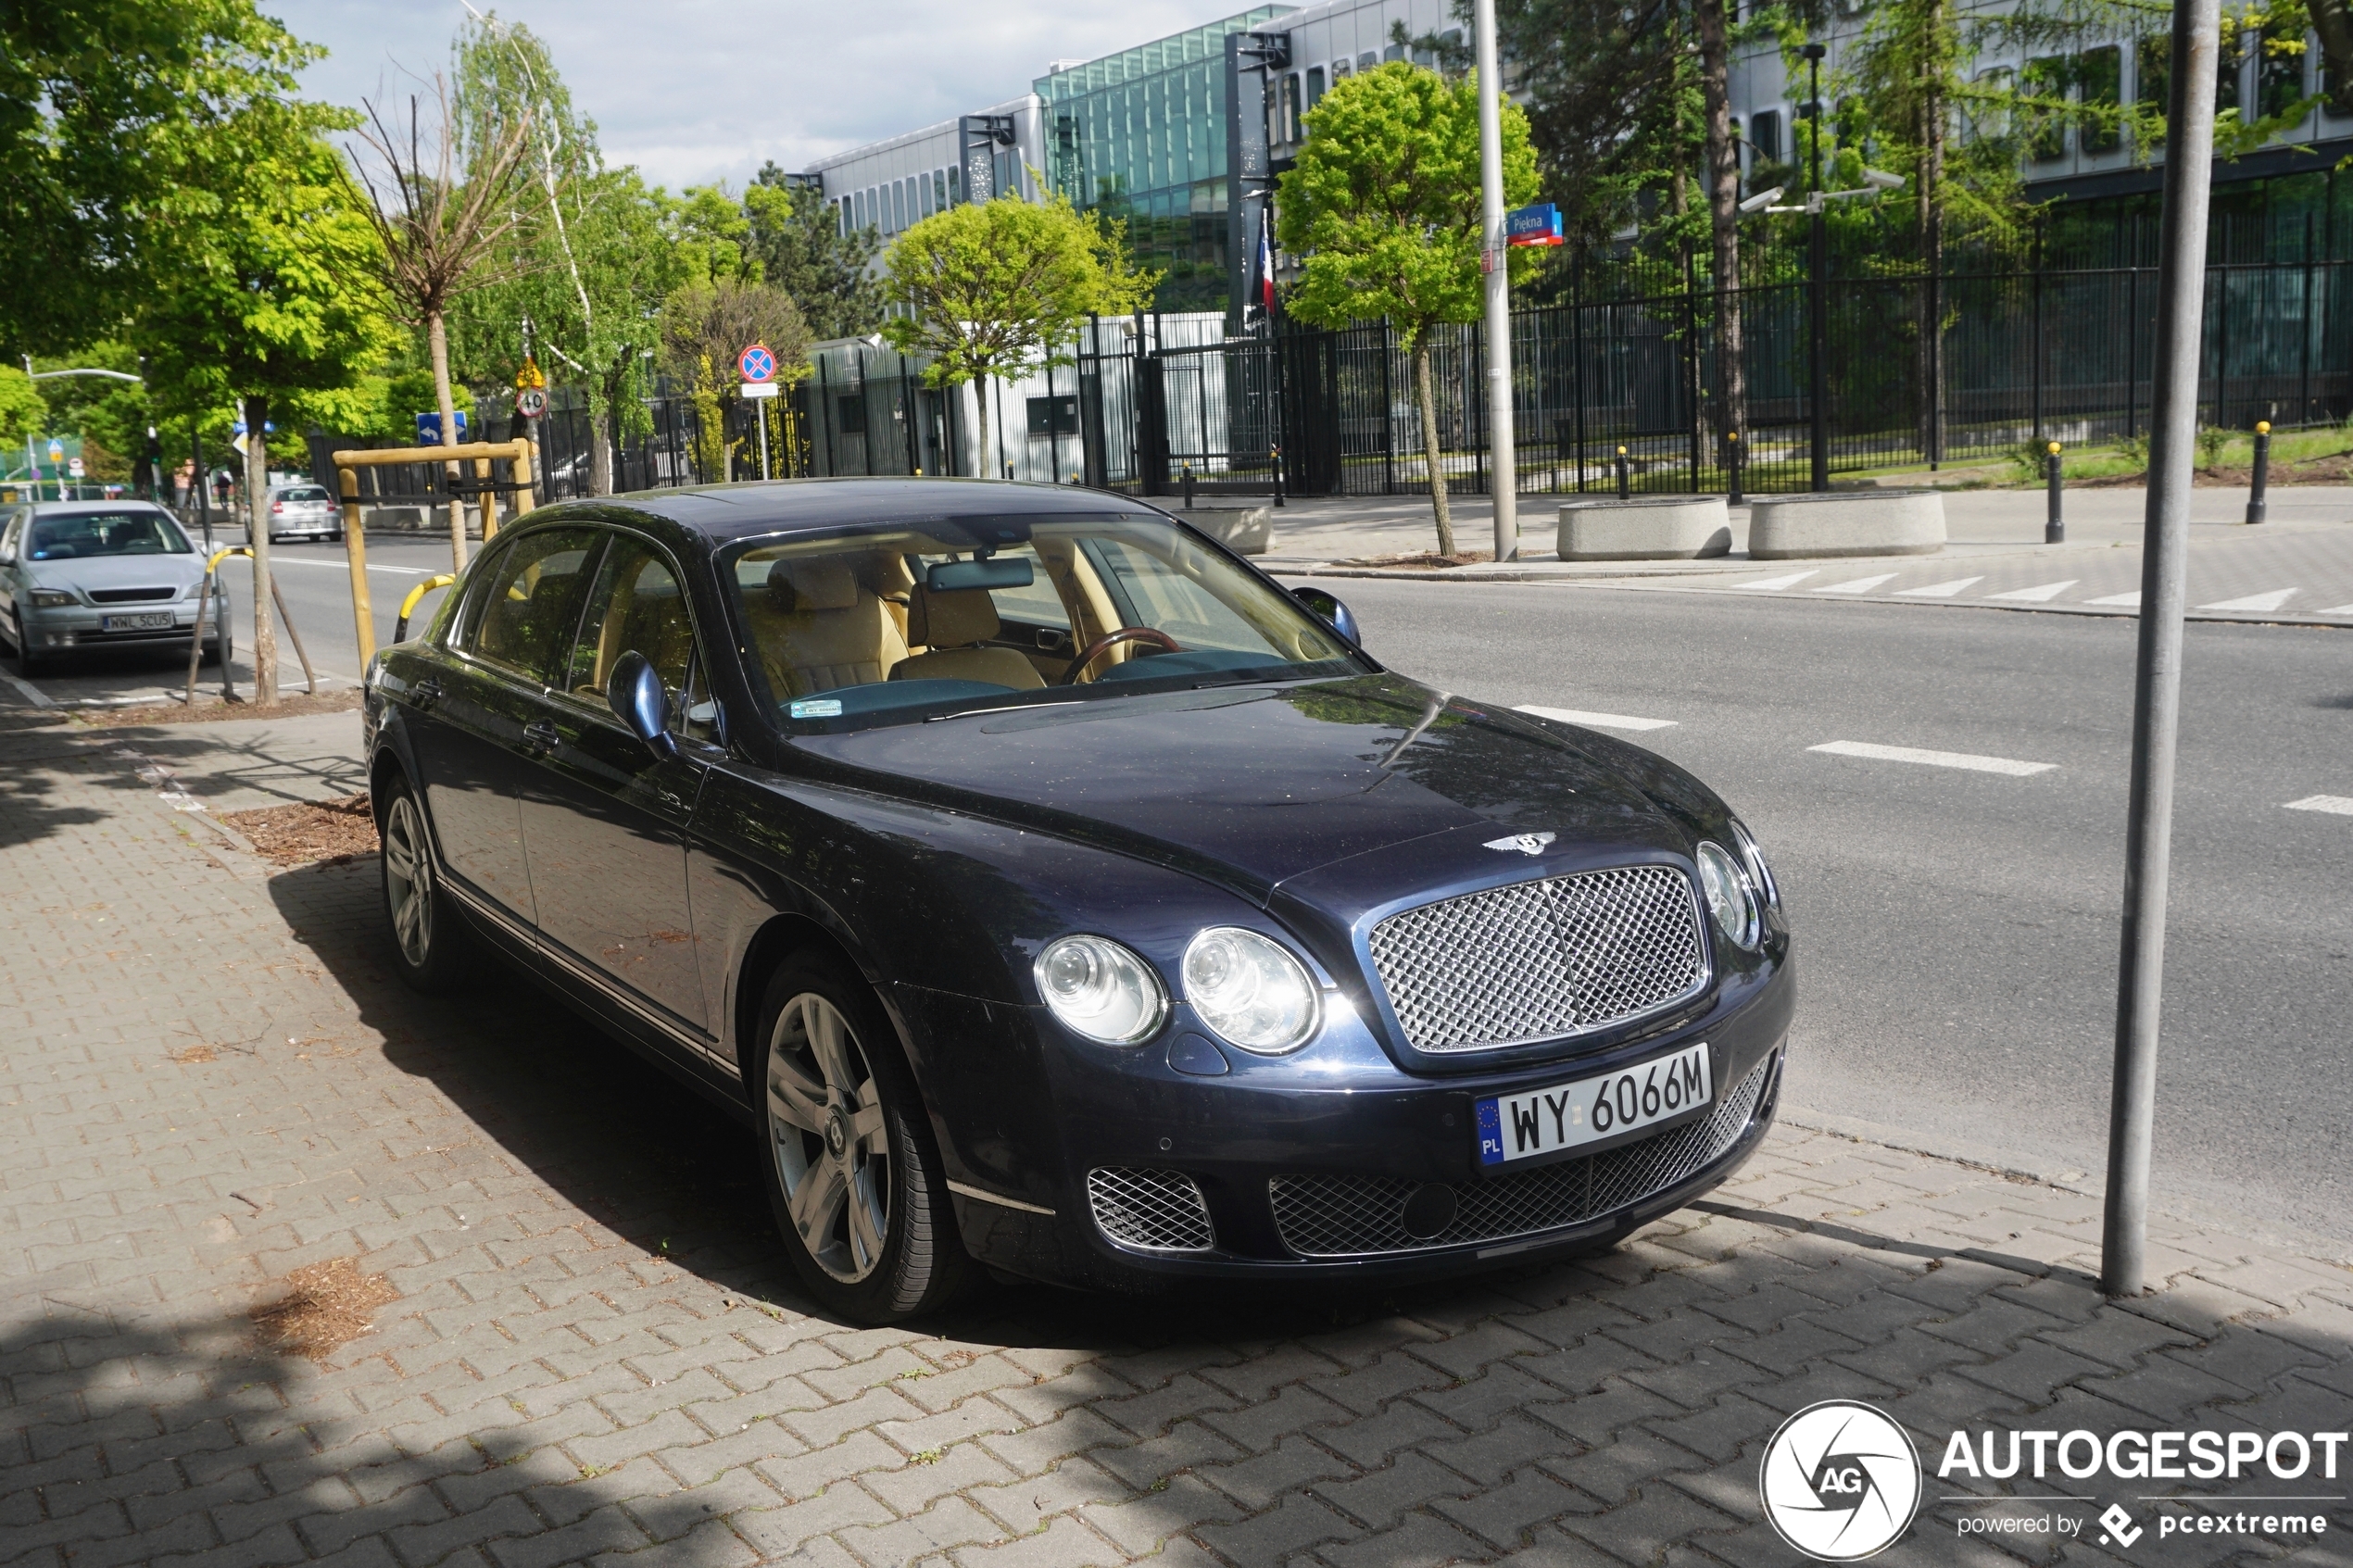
[1176,504,1273,556]
[1748,490,1945,559]
[1556,495,1732,561]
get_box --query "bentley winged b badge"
[1482,832,1556,856]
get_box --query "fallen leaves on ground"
[249,1257,399,1361]
[220,793,377,867]
[1330,549,1497,569]
[74,689,364,728]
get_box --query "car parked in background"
[264,483,340,543]
[0,501,226,676]
[364,480,1793,1324]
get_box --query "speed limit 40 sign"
[515,387,548,419]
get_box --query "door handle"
[522,720,560,753]
[411,677,443,709]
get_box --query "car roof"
[561,478,1164,546]
[29,499,172,515]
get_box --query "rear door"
[408,525,606,926]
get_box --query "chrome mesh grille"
[1268,1058,1770,1258]
[1367,865,1707,1053]
[1088,1167,1214,1252]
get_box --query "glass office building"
[1034,8,1291,311]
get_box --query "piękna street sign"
[1506,203,1564,247]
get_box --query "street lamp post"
[1475,0,1518,561]
[1803,44,1829,493]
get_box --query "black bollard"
[1726,431,1743,508]
[1270,445,1284,508]
[2246,420,2270,525]
[1616,445,1630,500]
[2045,441,2064,544]
[1182,462,1195,509]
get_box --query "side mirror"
[1290,585,1362,646]
[607,650,678,760]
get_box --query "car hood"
[787,673,1696,903]
[29,553,204,593]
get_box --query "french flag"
[1256,219,1276,315]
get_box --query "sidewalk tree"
[879,193,1155,477]
[0,367,45,452]
[1277,63,1538,557]
[345,77,541,570]
[446,16,682,495]
[0,0,319,351]
[136,117,391,707]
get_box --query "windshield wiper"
[925,699,1083,722]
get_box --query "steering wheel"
[1061,626,1181,685]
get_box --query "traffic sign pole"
[1475,0,1517,561]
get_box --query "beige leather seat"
[747,558,907,697]
[894,586,1046,689]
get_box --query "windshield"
[29,510,192,559]
[725,511,1357,732]
[276,486,329,503]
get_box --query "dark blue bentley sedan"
[363,480,1793,1323]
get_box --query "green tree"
[0,367,45,454]
[880,194,1154,477]
[447,16,686,495]
[0,0,321,353]
[660,278,812,481]
[750,162,885,340]
[136,118,393,706]
[1277,63,1538,555]
[670,184,759,285]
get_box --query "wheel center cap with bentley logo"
[1482,831,1556,856]
[825,1109,850,1160]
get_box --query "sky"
[277,0,1253,192]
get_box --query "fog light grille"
[1367,865,1708,1054]
[1268,1057,1771,1258]
[1088,1167,1214,1252]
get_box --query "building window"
[948,165,962,205]
[1282,72,1302,141]
[1383,42,1403,62]
[2022,56,2069,161]
[1359,51,1379,72]
[1749,108,1782,164]
[1332,57,1352,81]
[1305,66,1326,118]
[2081,44,2121,154]
[1026,395,1079,437]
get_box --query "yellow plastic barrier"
[394,574,458,644]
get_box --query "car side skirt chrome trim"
[948,1180,1056,1217]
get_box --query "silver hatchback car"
[0,501,226,677]
[265,482,341,542]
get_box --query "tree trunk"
[240,394,279,708]
[1918,0,1947,464]
[974,377,994,482]
[1696,0,1746,456]
[1414,339,1454,556]
[588,372,617,497]
[428,310,469,572]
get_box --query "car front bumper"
[17,603,217,650]
[912,959,1794,1292]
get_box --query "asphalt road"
[12,533,2347,1244]
[1300,576,2353,1246]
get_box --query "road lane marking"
[1,671,54,708]
[1739,571,1818,590]
[265,558,438,576]
[1516,704,1678,732]
[1809,740,2057,776]
[2085,590,2142,607]
[2285,796,2353,816]
[2321,604,2353,616]
[2198,588,2298,612]
[1817,574,1898,595]
[1986,580,2079,602]
[1894,577,1985,597]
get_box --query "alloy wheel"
[383,795,434,966]
[766,992,891,1284]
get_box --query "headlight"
[1694,841,1759,950]
[28,589,75,608]
[1036,935,1166,1044]
[1730,818,1780,910]
[1182,927,1319,1054]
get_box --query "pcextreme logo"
[1758,1400,1924,1561]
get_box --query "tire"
[754,951,971,1323]
[378,774,472,992]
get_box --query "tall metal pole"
[1475,0,1518,560]
[2103,0,2221,1299]
[1805,45,1829,493]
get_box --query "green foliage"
[1275,64,1541,345]
[0,367,46,448]
[2197,424,2230,466]
[751,162,885,340]
[0,0,322,354]
[670,184,759,286]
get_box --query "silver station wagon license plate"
[1477,1044,1712,1166]
[101,612,176,632]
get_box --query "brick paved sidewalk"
[4,709,2349,1568]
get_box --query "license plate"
[102,612,176,632]
[1476,1044,1712,1166]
